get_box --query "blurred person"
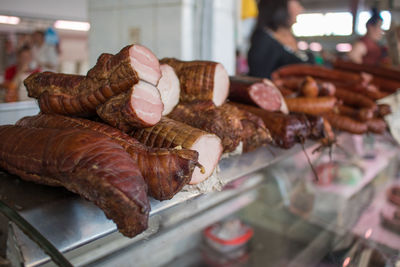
[247,0,314,78]
[31,30,59,72]
[348,8,388,65]
[3,45,40,102]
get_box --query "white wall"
[0,0,88,21]
[88,0,237,74]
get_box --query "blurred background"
[0,0,398,99]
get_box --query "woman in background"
[3,45,40,102]
[348,9,388,65]
[248,0,313,78]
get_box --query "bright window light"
[293,13,325,37]
[325,12,353,36]
[336,43,352,52]
[381,11,391,30]
[54,20,90,31]
[356,11,391,35]
[0,15,20,25]
[293,12,353,37]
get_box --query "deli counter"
[0,99,399,267]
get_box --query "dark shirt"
[248,27,312,78]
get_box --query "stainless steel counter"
[1,141,317,267]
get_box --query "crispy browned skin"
[24,46,139,116]
[0,125,149,237]
[220,103,273,152]
[17,114,198,200]
[335,88,377,110]
[284,96,337,115]
[336,105,374,122]
[168,101,243,153]
[160,58,217,103]
[129,116,212,148]
[96,88,157,130]
[324,113,368,134]
[366,118,387,134]
[231,103,322,149]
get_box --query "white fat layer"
[133,81,162,104]
[158,65,180,115]
[212,63,229,106]
[133,45,157,62]
[189,134,222,184]
[135,109,159,117]
[130,57,160,85]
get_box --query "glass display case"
[1,133,399,267]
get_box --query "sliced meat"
[17,114,199,200]
[130,117,222,185]
[160,58,229,106]
[158,64,180,115]
[97,81,163,130]
[129,44,162,86]
[229,76,288,114]
[0,125,149,238]
[24,44,161,117]
[168,101,243,153]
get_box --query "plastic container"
[203,219,253,254]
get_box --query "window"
[356,11,391,35]
[293,12,353,37]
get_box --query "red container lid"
[203,223,254,246]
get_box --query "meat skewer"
[130,117,223,185]
[228,76,288,113]
[24,44,161,117]
[168,101,243,153]
[157,64,180,115]
[0,125,149,238]
[17,114,199,200]
[160,58,229,106]
[96,81,164,130]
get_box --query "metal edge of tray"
[7,141,317,266]
[0,101,39,111]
